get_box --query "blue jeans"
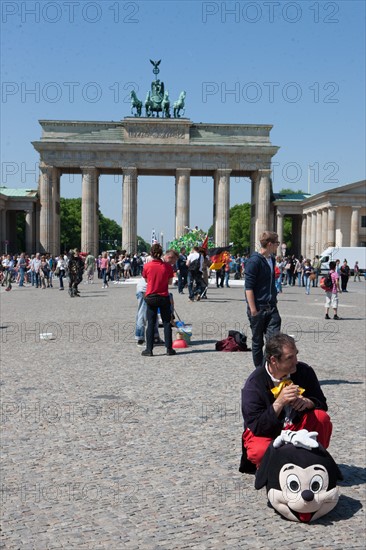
[247,306,282,368]
[19,267,25,286]
[305,275,311,294]
[275,277,282,293]
[101,268,108,286]
[135,292,147,340]
[59,270,65,289]
[224,271,230,287]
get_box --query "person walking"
[100,252,110,289]
[56,254,66,290]
[353,261,361,282]
[325,261,342,320]
[303,259,314,295]
[17,252,26,287]
[245,231,282,369]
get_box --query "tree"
[207,203,251,254]
[60,198,149,253]
[229,203,251,254]
[60,198,82,251]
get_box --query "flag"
[208,246,232,270]
[201,235,208,251]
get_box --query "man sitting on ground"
[240,333,332,472]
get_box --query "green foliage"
[60,198,149,253]
[169,228,211,252]
[60,198,82,252]
[99,211,123,251]
[283,217,292,251]
[229,203,251,254]
[279,188,306,195]
[207,203,251,254]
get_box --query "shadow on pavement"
[319,379,363,385]
[338,464,366,486]
[316,494,363,524]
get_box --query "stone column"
[255,169,272,248]
[122,167,138,253]
[350,207,360,247]
[250,174,257,251]
[328,207,336,246]
[39,164,55,254]
[305,212,312,259]
[94,177,100,255]
[25,208,34,254]
[214,168,231,247]
[309,211,317,259]
[175,168,190,238]
[301,215,307,256]
[0,209,6,252]
[52,169,61,255]
[316,209,322,255]
[321,208,328,251]
[276,210,284,256]
[81,167,99,257]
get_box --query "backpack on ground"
[320,273,333,291]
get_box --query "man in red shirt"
[142,244,176,357]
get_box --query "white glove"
[273,429,319,450]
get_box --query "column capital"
[215,168,232,176]
[39,163,55,175]
[175,168,192,177]
[257,168,272,176]
[122,167,138,177]
[81,166,98,174]
[276,210,284,218]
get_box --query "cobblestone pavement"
[1,277,365,549]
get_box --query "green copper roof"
[0,187,38,198]
[273,192,311,201]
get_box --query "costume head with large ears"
[255,432,343,523]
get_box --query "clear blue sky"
[1,0,365,244]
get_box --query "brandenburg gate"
[32,118,279,256]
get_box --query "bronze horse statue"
[173,91,186,118]
[130,90,142,117]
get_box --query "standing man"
[85,251,95,283]
[325,261,341,320]
[245,231,281,368]
[176,246,188,294]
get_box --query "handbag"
[309,272,316,281]
[54,267,60,276]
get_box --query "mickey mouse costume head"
[255,430,343,523]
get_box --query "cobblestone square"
[1,279,365,549]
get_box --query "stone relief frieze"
[124,124,186,141]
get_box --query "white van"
[319,247,366,274]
